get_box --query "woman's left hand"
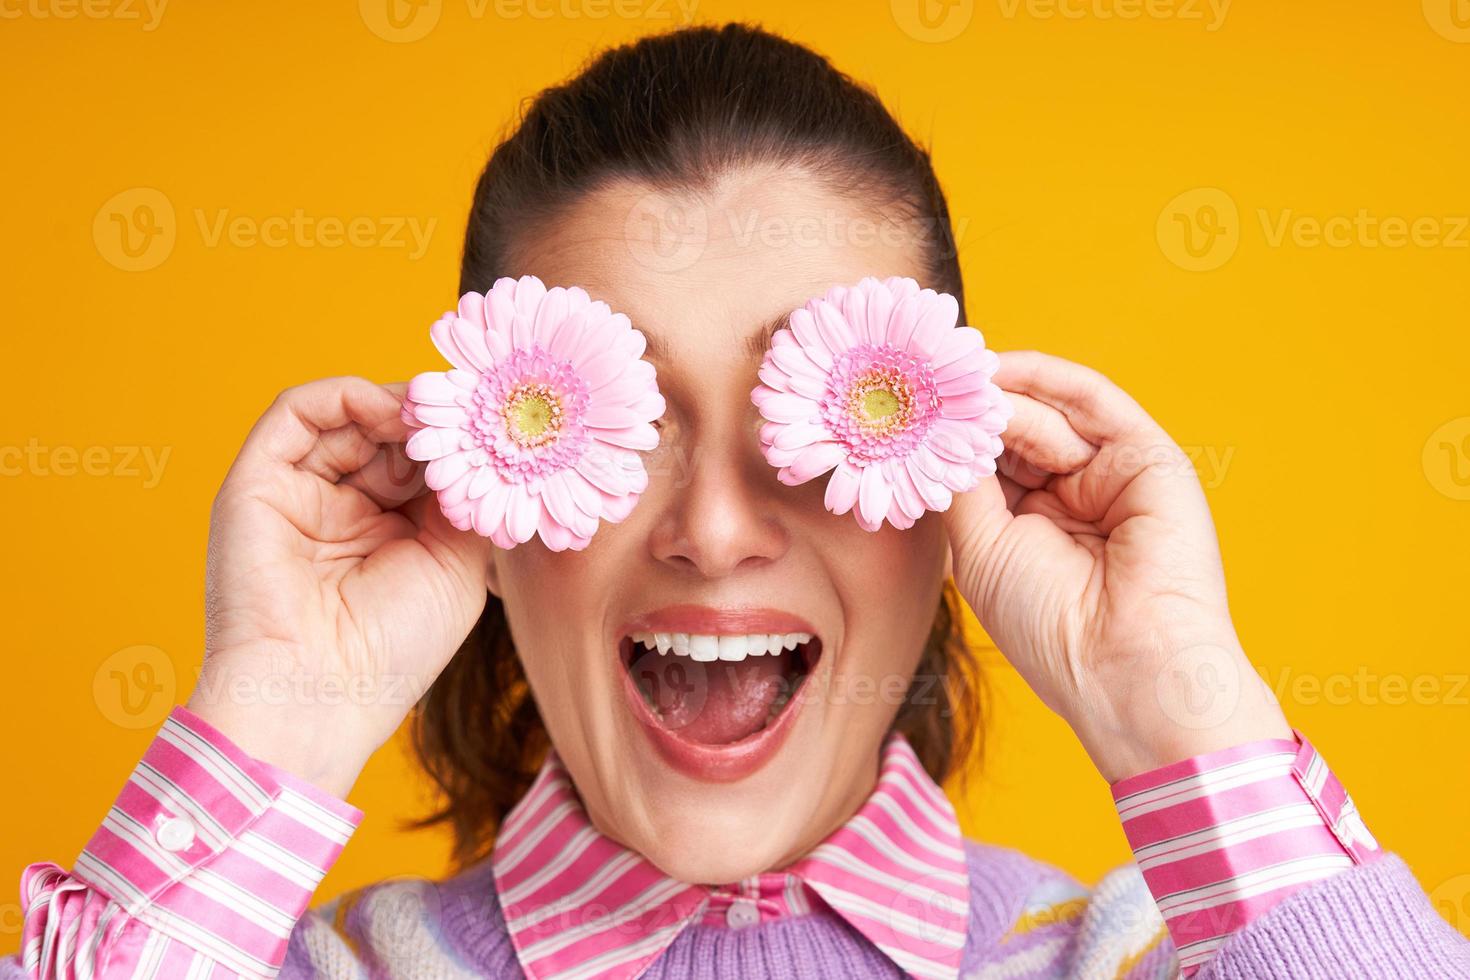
[942,350,1291,782]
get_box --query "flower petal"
[405,426,465,461]
[939,389,996,420]
[758,362,792,393]
[907,457,954,512]
[583,403,643,429]
[594,423,659,451]
[575,348,629,389]
[891,461,927,520]
[536,506,575,551]
[430,313,477,373]
[541,471,582,531]
[928,420,977,463]
[787,441,845,483]
[412,403,468,428]
[425,451,472,491]
[603,489,639,523]
[506,485,541,544]
[407,372,464,407]
[755,392,822,425]
[887,295,921,352]
[861,277,896,346]
[813,300,857,354]
[472,478,513,537]
[575,446,633,495]
[935,365,992,397]
[932,324,982,370]
[788,308,834,370]
[824,459,862,515]
[784,370,828,401]
[909,291,958,361]
[770,342,826,380]
[464,464,500,501]
[533,287,571,345]
[857,462,893,530]
[773,422,832,452]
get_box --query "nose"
[646,417,792,578]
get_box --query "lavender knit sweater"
[277,841,1469,978]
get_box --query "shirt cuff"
[71,704,362,976]
[1110,730,1382,975]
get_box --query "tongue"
[629,650,794,745]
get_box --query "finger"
[241,377,410,475]
[996,472,1030,512]
[996,392,1097,489]
[940,473,1084,608]
[340,440,429,511]
[995,350,1167,449]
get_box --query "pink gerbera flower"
[401,275,665,551]
[751,276,1012,532]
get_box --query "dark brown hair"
[411,22,983,869]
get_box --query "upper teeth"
[629,631,813,663]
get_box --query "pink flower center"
[822,345,939,463]
[468,346,591,483]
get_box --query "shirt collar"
[491,731,971,980]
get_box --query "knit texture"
[271,843,1469,979]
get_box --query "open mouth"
[618,631,823,747]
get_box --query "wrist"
[1073,638,1293,783]
[186,649,382,798]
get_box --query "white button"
[725,899,760,929]
[156,816,196,852]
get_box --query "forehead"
[508,167,932,385]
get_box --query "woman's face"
[486,166,952,883]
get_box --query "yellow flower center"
[848,367,914,437]
[503,383,562,447]
[861,388,900,421]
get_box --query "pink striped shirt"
[19,708,359,980]
[10,707,1379,979]
[1112,730,1381,974]
[491,732,971,980]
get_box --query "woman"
[10,23,1466,980]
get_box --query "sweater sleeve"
[5,706,361,979]
[1198,853,1470,979]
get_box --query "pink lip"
[615,604,822,783]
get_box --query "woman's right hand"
[186,377,492,797]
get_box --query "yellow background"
[3,0,1469,953]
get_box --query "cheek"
[832,516,949,654]
[494,547,604,653]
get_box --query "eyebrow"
[641,312,791,364]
